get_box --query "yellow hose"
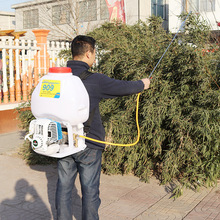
[76,93,141,147]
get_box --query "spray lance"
[149,11,192,79]
[25,12,192,157]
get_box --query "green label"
[33,140,38,147]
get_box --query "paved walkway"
[0,131,219,220]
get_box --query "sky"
[0,0,28,12]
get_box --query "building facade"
[11,0,152,41]
[12,0,111,41]
[11,0,220,41]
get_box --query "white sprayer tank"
[31,67,89,125]
[30,67,90,158]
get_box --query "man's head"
[71,35,96,67]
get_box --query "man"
[56,35,150,220]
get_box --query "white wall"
[125,0,151,24]
[0,11,15,30]
[168,0,220,33]
[199,10,220,31]
[168,0,183,33]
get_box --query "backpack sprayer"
[25,12,191,158]
[25,67,90,158]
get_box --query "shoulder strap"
[79,70,95,134]
[84,108,96,134]
[79,70,93,80]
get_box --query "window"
[52,5,70,25]
[151,0,165,19]
[100,0,109,20]
[189,0,215,12]
[23,9,39,29]
[78,0,97,22]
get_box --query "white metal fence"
[0,37,69,104]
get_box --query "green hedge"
[89,14,220,195]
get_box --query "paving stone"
[0,131,25,154]
[134,186,212,220]
[184,184,220,220]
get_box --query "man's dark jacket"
[67,60,144,150]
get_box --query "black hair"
[71,35,96,58]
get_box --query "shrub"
[89,14,220,195]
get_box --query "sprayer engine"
[25,119,62,154]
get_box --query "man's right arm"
[97,74,150,99]
[97,74,144,98]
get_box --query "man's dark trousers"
[56,147,102,220]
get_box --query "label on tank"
[39,80,61,98]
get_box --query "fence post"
[27,40,33,94]
[2,38,8,103]
[8,38,15,102]
[32,29,50,86]
[15,39,21,102]
[21,39,28,101]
